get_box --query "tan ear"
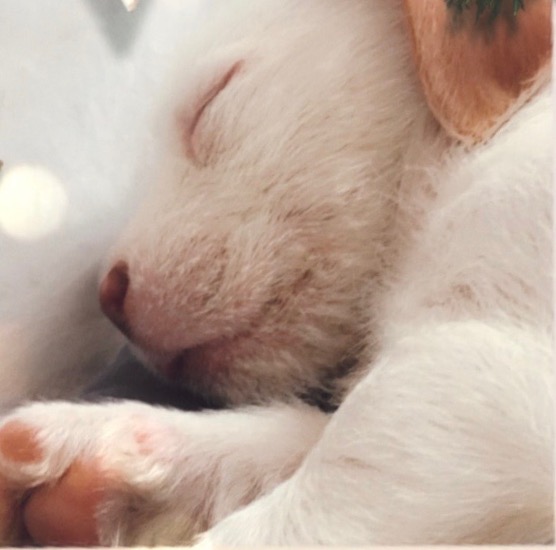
[403,0,551,144]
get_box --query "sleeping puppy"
[0,0,552,545]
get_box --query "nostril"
[99,261,130,332]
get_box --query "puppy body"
[0,0,552,545]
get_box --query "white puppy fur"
[0,0,553,545]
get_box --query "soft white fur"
[0,0,553,545]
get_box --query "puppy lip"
[151,332,249,382]
[147,341,223,381]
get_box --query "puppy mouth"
[142,334,247,383]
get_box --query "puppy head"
[100,0,551,405]
[100,1,419,405]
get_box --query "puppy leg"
[0,401,328,546]
[199,321,553,545]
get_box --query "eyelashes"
[179,60,244,165]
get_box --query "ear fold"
[403,0,551,144]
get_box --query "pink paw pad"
[23,459,107,546]
[0,421,43,464]
[131,417,177,458]
[0,421,123,546]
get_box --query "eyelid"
[181,60,244,164]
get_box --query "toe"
[0,421,43,464]
[0,420,43,545]
[23,459,106,546]
[0,479,12,536]
[0,478,10,524]
[0,477,24,544]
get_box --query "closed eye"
[180,60,243,165]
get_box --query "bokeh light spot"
[0,165,68,241]
[121,0,139,11]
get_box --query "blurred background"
[0,0,212,409]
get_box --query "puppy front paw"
[0,401,208,546]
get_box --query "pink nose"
[99,261,130,333]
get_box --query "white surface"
[0,0,211,407]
